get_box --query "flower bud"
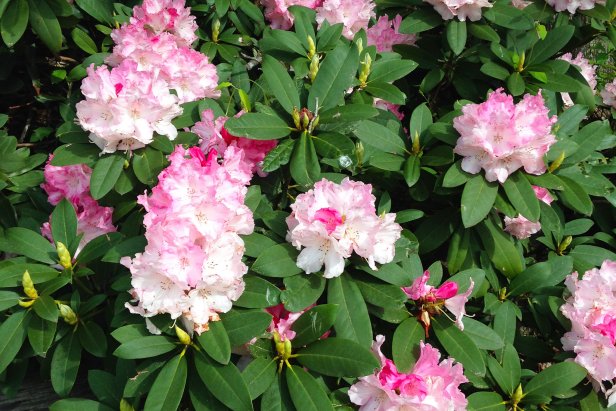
[412,131,421,154]
[356,38,363,54]
[309,54,319,83]
[558,235,573,255]
[511,383,524,405]
[175,325,191,345]
[358,54,372,87]
[56,242,72,270]
[307,36,316,59]
[22,270,38,300]
[58,303,78,325]
[120,399,135,411]
[18,299,35,308]
[355,142,364,167]
[212,19,221,43]
[548,151,565,173]
[292,107,301,129]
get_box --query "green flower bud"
[22,270,38,300]
[175,325,191,345]
[58,303,78,325]
[56,242,72,270]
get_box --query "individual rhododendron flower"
[601,79,616,109]
[545,0,605,13]
[453,88,557,183]
[122,145,254,334]
[348,335,468,410]
[504,185,554,239]
[315,0,376,39]
[286,178,402,278]
[373,98,405,121]
[558,53,597,107]
[403,270,474,334]
[511,0,532,9]
[423,0,492,21]
[266,303,331,341]
[366,15,416,52]
[560,260,616,406]
[260,0,323,30]
[40,157,116,254]
[192,110,277,177]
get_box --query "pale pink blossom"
[260,0,322,30]
[511,0,531,9]
[374,98,404,121]
[561,260,616,401]
[286,178,402,278]
[546,0,605,13]
[558,53,597,106]
[315,0,376,39]
[131,0,198,46]
[123,145,254,334]
[504,185,554,239]
[453,88,557,183]
[423,0,492,21]
[601,79,616,109]
[402,270,474,331]
[348,335,468,410]
[367,15,416,52]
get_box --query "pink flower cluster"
[558,53,597,107]
[286,178,402,278]
[423,0,492,21]
[601,79,616,109]
[260,0,323,30]
[403,270,473,331]
[560,260,616,406]
[192,110,278,177]
[315,0,376,39]
[76,0,219,153]
[546,0,605,13]
[453,88,557,183]
[349,335,468,410]
[121,146,254,334]
[366,15,416,52]
[504,186,554,239]
[40,157,116,254]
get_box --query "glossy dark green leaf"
[235,276,281,308]
[90,154,125,200]
[290,132,320,187]
[50,399,114,411]
[76,232,124,265]
[291,304,338,347]
[1,0,29,47]
[261,375,295,411]
[221,310,272,346]
[502,172,540,222]
[144,354,187,411]
[0,227,57,264]
[327,274,372,347]
[262,55,300,114]
[281,274,326,312]
[556,175,593,215]
[252,244,303,277]
[369,59,418,84]
[0,290,19,311]
[0,310,30,373]
[527,25,575,65]
[433,316,485,376]
[242,357,277,400]
[113,336,177,359]
[308,43,359,111]
[197,321,231,365]
[78,321,107,357]
[74,0,114,24]
[28,0,62,54]
[355,277,407,309]
[477,219,524,278]
[33,295,58,323]
[71,28,97,54]
[403,155,421,187]
[51,331,82,397]
[353,120,407,155]
[446,20,466,55]
[392,317,424,373]
[0,263,59,287]
[297,337,379,377]
[133,148,165,186]
[467,392,506,411]
[523,362,587,404]
[462,318,504,350]
[51,199,78,253]
[461,175,498,228]
[261,139,295,173]
[224,113,291,140]
[285,365,333,411]
[364,82,406,105]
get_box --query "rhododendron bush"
[0,0,615,410]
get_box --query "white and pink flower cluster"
[286,178,402,278]
[453,88,557,183]
[349,335,468,410]
[546,0,605,13]
[504,185,554,239]
[403,270,474,331]
[260,0,323,30]
[366,15,416,52]
[601,79,616,109]
[423,0,492,21]
[121,146,254,334]
[40,157,116,254]
[558,52,597,107]
[192,109,278,177]
[561,260,616,406]
[76,0,219,154]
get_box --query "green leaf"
[368,59,418,84]
[194,351,253,411]
[51,198,78,253]
[74,0,113,24]
[355,277,407,309]
[90,154,125,200]
[252,243,303,277]
[493,301,517,362]
[399,9,442,34]
[261,139,295,173]
[507,72,525,96]
[468,24,500,42]
[467,392,506,411]
[33,295,59,323]
[477,219,524,278]
[1,227,57,264]
[502,172,540,222]
[463,318,504,350]
[0,263,59,287]
[262,56,300,114]
[221,309,272,346]
[353,120,407,155]
[308,43,359,112]
[197,321,231,365]
[51,144,100,166]
[297,337,379,377]
[290,132,321,187]
[291,304,339,347]
[281,274,326,312]
[527,25,575,65]
[0,290,19,311]
[76,232,124,265]
[133,148,165,186]
[285,365,334,411]
[71,28,97,54]
[364,81,406,105]
[1,0,29,47]
[78,321,107,357]
[144,354,187,411]
[392,317,424,372]
[50,399,114,411]
[51,331,82,397]
[442,160,472,188]
[224,113,291,140]
[235,276,281,308]
[556,175,593,215]
[319,104,379,124]
[113,336,177,359]
[403,155,421,187]
[461,175,498,228]
[446,20,466,55]
[480,62,510,80]
[523,362,587,404]
[508,258,573,296]
[242,357,277,400]
[482,3,533,29]
[327,274,372,347]
[28,0,62,54]
[433,316,486,376]
[0,310,30,373]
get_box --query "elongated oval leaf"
[0,310,30,373]
[242,357,277,400]
[252,244,303,277]
[461,175,498,228]
[221,309,272,346]
[235,276,281,308]
[462,318,504,350]
[224,113,291,140]
[90,154,125,200]
[1,0,29,47]
[297,337,379,377]
[51,331,82,397]
[353,120,407,155]
[1,227,57,264]
[51,198,78,253]
[285,365,334,411]
[523,362,587,404]
[33,295,59,323]
[144,354,187,411]
[113,336,177,359]
[28,0,62,54]
[290,131,321,187]
[327,274,372,347]
[281,274,326,312]
[74,0,114,24]
[477,219,524,278]
[446,20,466,55]
[291,304,338,347]
[197,320,231,365]
[502,172,540,222]
[262,56,300,114]
[432,316,486,376]
[392,317,424,373]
